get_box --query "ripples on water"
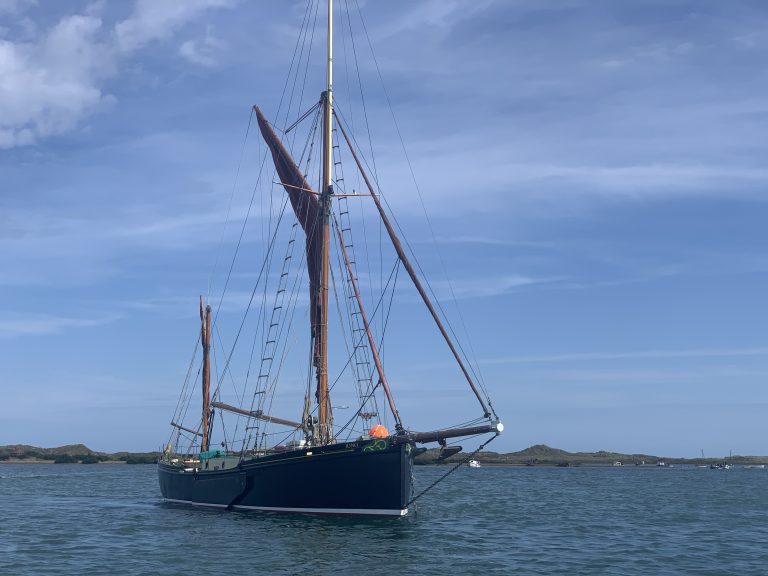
[1,464,766,575]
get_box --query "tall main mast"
[317,0,333,444]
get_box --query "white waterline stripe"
[163,498,228,508]
[232,504,408,516]
[162,499,408,516]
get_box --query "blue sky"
[1,0,767,457]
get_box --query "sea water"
[1,464,766,575]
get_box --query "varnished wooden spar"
[394,422,503,445]
[318,88,332,444]
[170,421,203,437]
[335,117,492,418]
[200,297,212,452]
[211,401,303,429]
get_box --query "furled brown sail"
[254,106,323,369]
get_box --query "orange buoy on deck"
[369,425,389,438]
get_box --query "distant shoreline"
[0,444,157,465]
[2,443,766,466]
[0,459,130,465]
[3,461,767,469]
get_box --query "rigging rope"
[169,331,200,431]
[173,0,500,454]
[207,109,254,302]
[212,196,289,394]
[350,0,495,415]
[302,255,401,432]
[171,0,325,452]
[407,432,499,507]
[334,106,497,418]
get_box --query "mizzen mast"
[200,296,212,452]
[316,0,334,444]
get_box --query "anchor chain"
[407,432,499,507]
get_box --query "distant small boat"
[468,459,481,468]
[710,450,734,470]
[613,461,622,467]
[744,465,765,469]
[656,461,666,467]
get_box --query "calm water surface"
[1,464,766,575]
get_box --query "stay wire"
[207,109,254,302]
[342,0,382,342]
[302,256,401,430]
[206,0,319,446]
[167,332,201,449]
[335,105,495,416]
[352,0,493,407]
[213,196,290,395]
[211,0,314,329]
[170,331,201,426]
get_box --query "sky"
[1,0,767,457]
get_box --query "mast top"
[326,0,333,98]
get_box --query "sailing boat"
[157,0,502,516]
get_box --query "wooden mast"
[200,296,212,452]
[316,0,333,444]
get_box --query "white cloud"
[374,0,495,40]
[178,27,224,67]
[114,0,234,52]
[0,14,111,148]
[0,0,36,14]
[480,347,768,365]
[428,274,560,300]
[0,195,257,286]
[0,313,120,338]
[377,134,768,216]
[0,0,235,149]
[501,163,768,195]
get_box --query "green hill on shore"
[0,444,158,464]
[413,443,768,466]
